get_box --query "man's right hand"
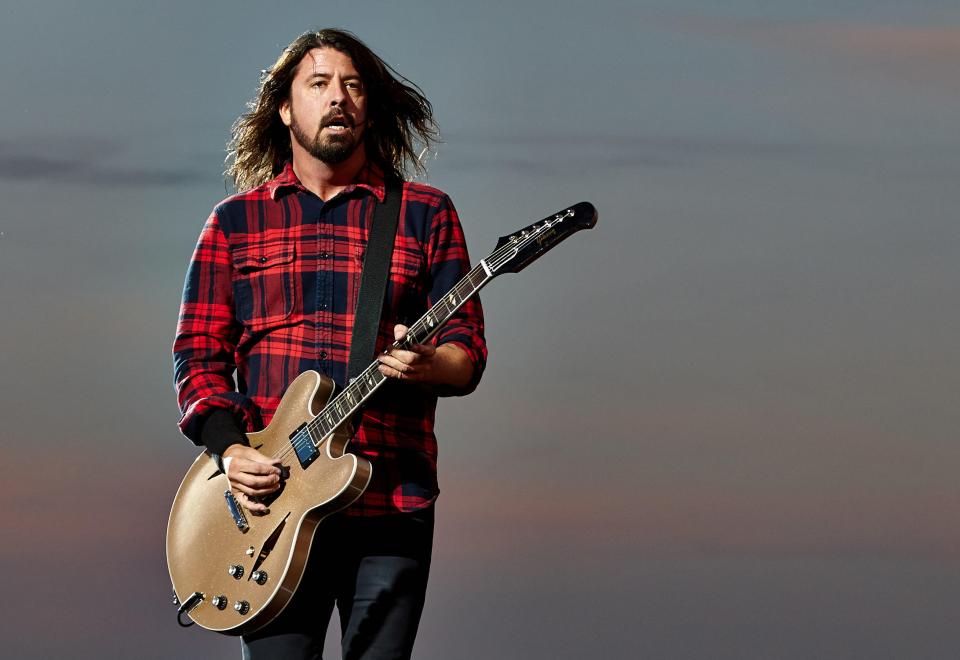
[222,444,284,514]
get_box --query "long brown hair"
[226,29,439,191]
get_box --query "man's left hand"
[377,324,438,383]
[377,324,473,389]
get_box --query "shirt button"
[320,251,330,259]
[319,351,328,359]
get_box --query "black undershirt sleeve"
[199,408,249,459]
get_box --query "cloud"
[439,132,846,174]
[833,25,960,59]
[439,131,960,179]
[661,14,960,59]
[660,15,960,90]
[0,136,210,186]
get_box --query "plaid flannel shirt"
[173,162,486,515]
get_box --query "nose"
[327,77,348,107]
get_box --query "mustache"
[321,111,355,128]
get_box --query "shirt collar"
[267,161,387,202]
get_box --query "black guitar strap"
[347,178,403,381]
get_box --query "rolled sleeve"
[426,196,487,395]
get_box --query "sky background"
[1,1,958,658]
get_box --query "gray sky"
[1,1,958,658]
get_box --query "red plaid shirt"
[173,162,486,515]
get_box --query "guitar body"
[166,370,372,635]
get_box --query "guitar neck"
[303,259,494,445]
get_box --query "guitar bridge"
[224,490,249,531]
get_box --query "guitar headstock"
[488,202,598,275]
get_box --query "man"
[173,28,486,659]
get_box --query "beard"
[289,108,363,165]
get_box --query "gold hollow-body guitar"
[166,202,598,635]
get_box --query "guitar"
[166,201,598,634]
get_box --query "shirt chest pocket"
[354,245,424,290]
[353,245,425,320]
[231,242,298,331]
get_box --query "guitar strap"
[347,177,403,381]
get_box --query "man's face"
[280,47,367,165]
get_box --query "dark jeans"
[241,505,435,660]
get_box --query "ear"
[279,98,292,127]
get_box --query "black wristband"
[199,409,249,458]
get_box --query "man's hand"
[222,444,284,514]
[377,324,473,389]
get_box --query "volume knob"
[234,600,250,615]
[251,570,268,585]
[211,595,228,610]
[228,564,244,579]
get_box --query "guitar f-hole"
[250,513,289,575]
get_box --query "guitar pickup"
[224,490,249,531]
[290,423,319,469]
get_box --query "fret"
[473,266,487,285]
[306,417,325,446]
[301,426,317,447]
[408,325,424,345]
